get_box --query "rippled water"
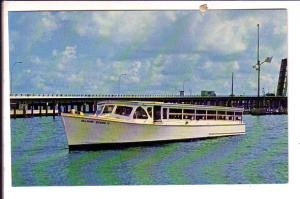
[11,115,288,186]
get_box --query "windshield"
[95,105,104,115]
[102,105,115,114]
[115,106,133,116]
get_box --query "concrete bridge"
[10,94,288,118]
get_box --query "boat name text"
[81,119,109,125]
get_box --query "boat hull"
[62,114,245,147]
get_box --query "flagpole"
[252,24,272,98]
[257,24,260,97]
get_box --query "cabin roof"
[97,101,244,112]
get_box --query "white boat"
[61,101,245,148]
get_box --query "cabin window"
[183,109,194,114]
[196,115,206,120]
[133,107,148,119]
[96,105,104,115]
[169,108,182,119]
[103,105,114,114]
[183,109,195,120]
[235,112,242,121]
[227,111,234,115]
[227,116,233,120]
[183,115,194,120]
[163,108,168,119]
[217,111,226,120]
[207,110,216,115]
[154,106,161,120]
[207,110,216,120]
[218,111,225,115]
[115,106,133,116]
[226,111,235,120]
[147,107,153,118]
[169,108,182,113]
[196,110,206,120]
[235,112,242,116]
[207,115,216,120]
[169,114,182,119]
[196,110,206,114]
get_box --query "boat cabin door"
[153,106,161,121]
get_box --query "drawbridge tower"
[276,58,288,96]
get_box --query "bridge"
[10,94,287,118]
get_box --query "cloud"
[57,45,77,70]
[9,12,62,54]
[74,11,159,48]
[9,10,287,95]
[41,13,60,31]
[30,56,42,65]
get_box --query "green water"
[11,115,288,186]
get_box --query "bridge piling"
[58,103,62,115]
[39,103,42,117]
[31,104,33,117]
[13,106,16,119]
[52,104,55,119]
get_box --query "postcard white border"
[2,1,300,199]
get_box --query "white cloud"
[192,13,253,54]
[191,12,285,55]
[30,56,42,65]
[202,21,247,53]
[62,46,77,60]
[9,10,287,95]
[91,12,156,44]
[128,61,142,83]
[41,13,60,31]
[232,61,240,70]
[57,45,77,70]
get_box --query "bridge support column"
[93,101,97,112]
[39,103,42,117]
[77,104,81,112]
[52,104,56,119]
[58,103,62,115]
[13,106,16,119]
[23,105,26,118]
[83,104,86,112]
[31,103,34,117]
[88,103,93,113]
[64,105,67,113]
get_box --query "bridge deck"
[10,94,287,118]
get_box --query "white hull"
[62,114,245,146]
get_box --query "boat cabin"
[95,101,243,123]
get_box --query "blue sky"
[9,10,287,95]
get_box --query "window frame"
[114,106,133,117]
[102,105,115,114]
[133,106,149,120]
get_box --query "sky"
[9,9,287,95]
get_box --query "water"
[11,115,288,186]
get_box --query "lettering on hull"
[80,119,109,125]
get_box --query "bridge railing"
[10,93,206,98]
[10,93,284,99]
